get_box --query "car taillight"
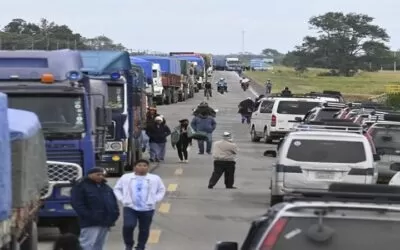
[271,115,276,127]
[260,218,287,250]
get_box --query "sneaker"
[198,152,204,155]
[184,159,189,163]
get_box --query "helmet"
[199,101,208,106]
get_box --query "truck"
[226,57,241,71]
[80,51,140,176]
[130,57,163,107]
[0,93,48,250]
[212,56,227,71]
[136,55,181,105]
[250,58,274,71]
[0,50,111,234]
[170,52,206,90]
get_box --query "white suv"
[250,97,321,143]
[266,131,378,205]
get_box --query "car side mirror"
[390,163,400,171]
[215,241,238,250]
[373,154,381,162]
[264,150,277,157]
[96,107,112,127]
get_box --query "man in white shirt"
[114,159,166,250]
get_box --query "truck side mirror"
[215,242,238,250]
[96,107,112,127]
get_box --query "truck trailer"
[0,94,48,250]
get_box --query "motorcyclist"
[193,101,216,117]
[265,79,272,94]
[204,81,212,97]
[241,78,249,90]
[217,78,227,92]
[281,87,292,97]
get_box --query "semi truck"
[0,50,111,234]
[0,93,48,250]
[212,56,227,71]
[130,57,163,106]
[170,53,206,90]
[80,51,139,176]
[137,55,181,105]
[226,57,241,71]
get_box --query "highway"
[38,71,275,249]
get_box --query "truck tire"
[164,90,171,105]
[59,219,80,236]
[171,89,177,103]
[20,221,38,250]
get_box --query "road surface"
[38,71,275,249]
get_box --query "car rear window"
[315,109,340,120]
[271,217,400,250]
[286,139,366,163]
[277,101,320,115]
[370,127,400,153]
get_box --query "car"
[367,113,400,184]
[250,96,322,143]
[215,183,400,250]
[303,102,347,122]
[265,127,379,205]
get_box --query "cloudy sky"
[1,0,399,54]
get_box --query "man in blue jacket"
[71,167,120,250]
[191,110,217,154]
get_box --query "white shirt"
[113,173,166,211]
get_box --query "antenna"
[241,30,245,54]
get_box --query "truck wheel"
[59,219,80,236]
[21,221,38,250]
[164,91,171,105]
[171,89,177,103]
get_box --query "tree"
[0,18,125,51]
[294,12,390,76]
[262,48,284,64]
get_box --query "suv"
[250,97,322,143]
[265,128,378,205]
[215,183,400,250]
[367,113,400,184]
[303,102,347,122]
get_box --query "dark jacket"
[146,123,171,143]
[193,106,216,117]
[191,114,216,133]
[238,99,255,115]
[71,178,120,228]
[281,90,292,97]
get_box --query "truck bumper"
[39,200,76,218]
[98,153,127,174]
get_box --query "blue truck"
[0,50,112,234]
[130,57,155,106]
[212,56,227,71]
[136,55,182,105]
[0,92,48,249]
[170,54,206,90]
[80,51,141,176]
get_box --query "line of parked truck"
[0,49,212,249]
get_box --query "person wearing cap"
[208,132,238,189]
[265,79,272,94]
[113,159,166,250]
[145,116,171,162]
[238,97,255,124]
[146,107,165,127]
[171,119,194,163]
[71,167,120,250]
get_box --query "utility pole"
[394,51,397,72]
[241,30,245,54]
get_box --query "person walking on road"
[238,97,255,124]
[71,167,120,250]
[146,116,171,162]
[208,132,238,189]
[114,159,166,250]
[191,110,217,155]
[265,79,272,94]
[171,119,194,163]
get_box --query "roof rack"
[298,119,363,133]
[284,183,400,204]
[321,102,347,108]
[384,113,400,122]
[267,93,319,99]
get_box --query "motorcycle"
[217,84,225,94]
[241,82,249,91]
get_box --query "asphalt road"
[38,71,275,249]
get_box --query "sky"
[1,0,400,54]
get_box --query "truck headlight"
[60,187,72,197]
[105,141,124,151]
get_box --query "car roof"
[288,131,365,139]
[261,97,322,102]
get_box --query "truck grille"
[106,121,116,139]
[40,161,83,199]
[47,150,83,167]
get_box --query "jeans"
[79,226,109,250]
[241,114,251,124]
[149,142,166,160]
[122,207,155,250]
[197,133,212,154]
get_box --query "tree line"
[0,18,125,51]
[262,12,399,76]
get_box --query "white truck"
[226,57,241,71]
[150,63,165,105]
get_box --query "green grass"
[245,66,400,100]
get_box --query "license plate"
[315,172,335,179]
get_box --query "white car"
[250,97,322,143]
[265,130,378,205]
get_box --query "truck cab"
[151,63,163,103]
[0,50,111,234]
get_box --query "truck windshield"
[107,84,124,112]
[8,94,85,133]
